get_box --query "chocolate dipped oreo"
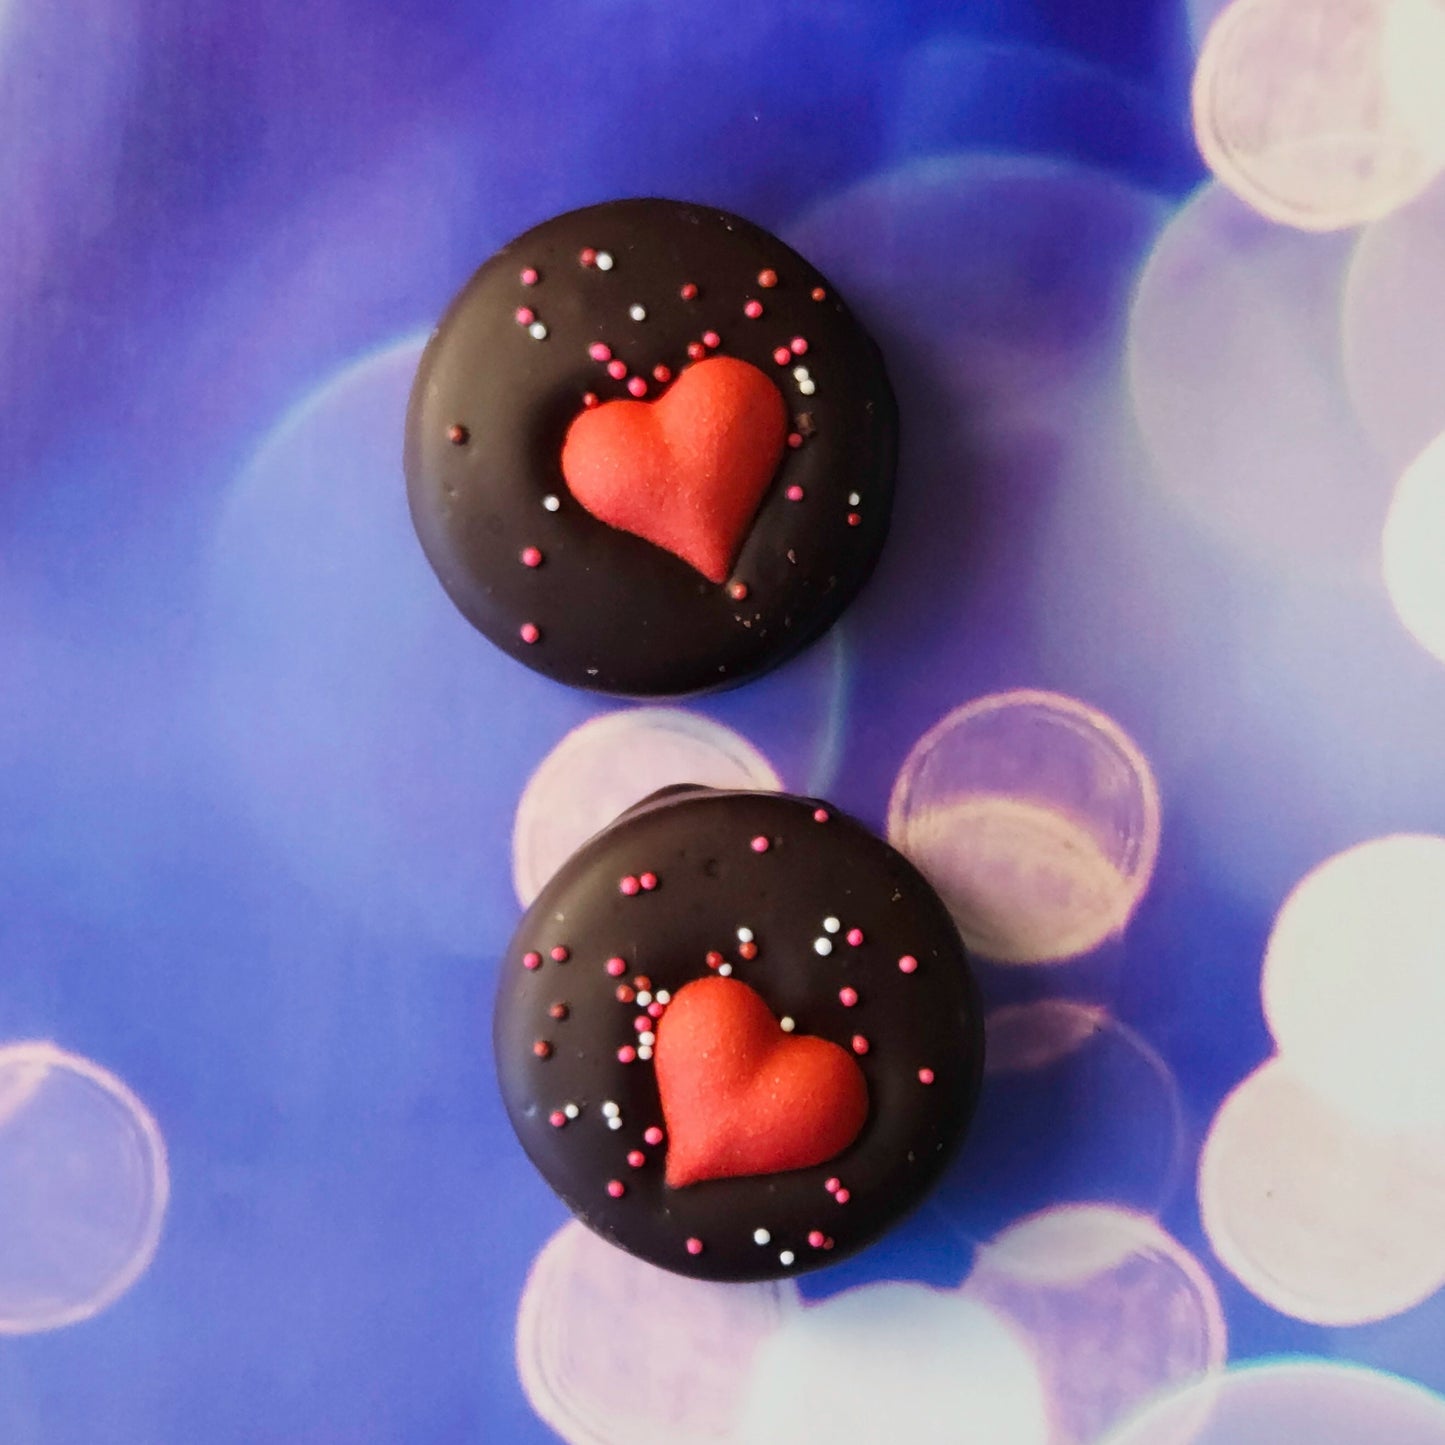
[405,199,897,698]
[494,786,983,1282]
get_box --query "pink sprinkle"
[814,808,830,823]
[744,299,763,319]
[702,330,720,349]
[583,392,599,408]
[687,341,706,361]
[852,1035,870,1055]
[847,512,862,527]
[835,1188,851,1204]
[533,1040,552,1059]
[644,1126,664,1146]
[808,1230,825,1248]
[627,376,647,397]
[647,1002,664,1019]
[790,336,809,355]
[918,1068,936,1085]
[551,946,570,963]
[515,306,535,326]
[606,957,626,977]
[589,342,612,362]
[620,875,640,896]
[680,282,698,300]
[898,955,918,974]
[549,1111,566,1128]
[618,1045,637,1064]
[839,987,858,1008]
[580,247,597,266]
[607,358,627,380]
[640,871,658,891]
[521,267,539,286]
[824,1177,840,1194]
[786,485,805,502]
[521,546,543,568]
[787,433,803,448]
[653,365,672,384]
[627,1150,646,1168]
[633,1015,649,1033]
[520,622,540,645]
[607,1180,625,1198]
[773,346,792,366]
[686,1237,704,1255]
[811,286,826,301]
[523,951,542,970]
[750,835,770,853]
[846,928,864,947]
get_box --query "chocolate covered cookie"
[494,786,983,1282]
[405,199,897,698]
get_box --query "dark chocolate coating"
[494,787,984,1282]
[405,199,897,698]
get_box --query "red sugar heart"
[560,355,788,584]
[654,975,869,1188]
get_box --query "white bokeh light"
[887,691,1160,964]
[1199,1057,1445,1326]
[1192,0,1445,232]
[1101,1359,1445,1444]
[963,1205,1227,1445]
[735,1281,1050,1445]
[517,1221,799,1445]
[0,1042,169,1334]
[512,710,780,906]
[1263,833,1445,1130]
[1383,434,1445,668]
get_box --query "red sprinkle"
[523,951,542,971]
[515,306,535,326]
[652,365,672,384]
[548,1003,568,1020]
[607,1180,625,1198]
[824,1177,841,1194]
[589,342,612,362]
[918,1068,936,1085]
[607,358,627,380]
[687,341,707,360]
[773,346,792,366]
[706,950,724,969]
[582,392,599,408]
[835,1188,851,1204]
[811,286,826,301]
[627,376,647,397]
[839,987,858,1008]
[447,423,468,445]
[750,836,770,854]
[738,941,758,960]
[685,1237,704,1255]
[617,1045,637,1064]
[898,955,918,974]
[615,984,636,1003]
[640,872,658,891]
[520,622,541,645]
[627,1150,646,1168]
[633,976,652,991]
[847,512,862,527]
[846,928,864,947]
[814,808,830,823]
[680,282,698,300]
[790,336,809,355]
[728,580,749,601]
[620,875,641,896]
[744,299,764,319]
[786,485,805,502]
[533,1040,552,1059]
[521,546,543,568]
[851,1035,870,1055]
[644,1126,664,1146]
[787,433,803,448]
[702,330,721,349]
[808,1230,826,1248]
[758,269,779,288]
[550,946,570,963]
[580,248,597,266]
[521,267,539,286]
[549,1111,566,1127]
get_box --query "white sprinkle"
[754,1228,771,1245]
[607,1117,623,1131]
[637,991,652,1006]
[596,251,614,271]
[529,321,548,340]
[793,366,810,381]
[799,379,816,395]
[602,1101,620,1118]
[543,494,560,512]
[823,917,841,934]
[640,1030,655,1046]
[718,963,733,976]
[737,927,754,943]
[656,990,670,1004]
[814,937,833,956]
[563,1103,580,1120]
[779,1250,796,1266]
[637,1045,653,1060]
[629,303,647,321]
[780,1016,796,1032]
[848,492,861,506]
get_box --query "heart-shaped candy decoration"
[560,355,788,584]
[654,975,869,1188]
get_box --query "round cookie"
[405,199,897,698]
[494,786,984,1282]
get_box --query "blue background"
[3,0,1444,1440]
